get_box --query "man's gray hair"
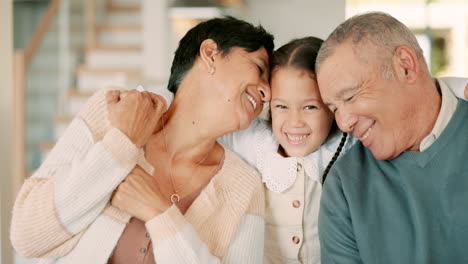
[316,12,426,80]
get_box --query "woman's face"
[210,47,271,131]
[270,67,334,157]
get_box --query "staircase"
[39,0,145,162]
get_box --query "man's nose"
[336,108,357,134]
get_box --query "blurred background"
[1,0,467,263]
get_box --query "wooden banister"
[24,0,60,67]
[13,51,26,195]
[85,0,97,49]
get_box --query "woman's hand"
[111,166,171,222]
[106,90,166,148]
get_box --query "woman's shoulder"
[77,85,125,141]
[220,148,262,181]
[209,147,264,213]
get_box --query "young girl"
[217,37,468,264]
[218,36,349,264]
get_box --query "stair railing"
[13,0,61,194]
[13,0,94,194]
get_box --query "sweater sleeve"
[319,170,363,264]
[146,205,264,264]
[217,119,264,167]
[10,88,140,258]
[440,77,468,100]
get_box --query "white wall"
[241,0,345,47]
[142,0,345,82]
[346,3,468,77]
[0,0,14,263]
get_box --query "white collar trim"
[254,120,344,193]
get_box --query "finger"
[132,165,146,174]
[150,93,167,112]
[141,91,155,109]
[106,90,120,105]
[127,89,141,99]
[119,90,131,100]
[140,91,152,99]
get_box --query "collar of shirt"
[255,127,345,193]
[420,78,458,152]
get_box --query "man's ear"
[199,39,219,73]
[392,45,420,84]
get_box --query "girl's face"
[270,67,334,157]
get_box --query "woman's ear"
[392,45,420,84]
[199,39,219,74]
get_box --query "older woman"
[11,17,274,263]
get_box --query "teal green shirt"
[319,99,468,264]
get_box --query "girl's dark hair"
[322,132,348,184]
[269,37,348,182]
[168,16,274,94]
[269,36,324,78]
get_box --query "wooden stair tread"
[77,66,141,78]
[69,89,93,97]
[54,115,73,123]
[108,4,140,13]
[91,45,141,52]
[40,142,56,151]
[97,24,141,32]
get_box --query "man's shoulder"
[335,141,373,167]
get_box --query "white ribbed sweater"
[10,88,265,264]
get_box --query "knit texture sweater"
[10,88,265,264]
[319,99,468,264]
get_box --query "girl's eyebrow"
[271,98,321,104]
[271,98,285,104]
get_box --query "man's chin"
[370,148,402,161]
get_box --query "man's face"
[317,42,419,160]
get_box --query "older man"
[316,12,468,263]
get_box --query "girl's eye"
[275,104,287,109]
[305,105,318,110]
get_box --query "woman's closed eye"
[257,64,264,74]
[344,95,355,102]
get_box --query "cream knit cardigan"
[10,88,265,264]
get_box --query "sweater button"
[292,200,301,208]
[140,248,147,253]
[292,236,301,244]
[297,163,303,172]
